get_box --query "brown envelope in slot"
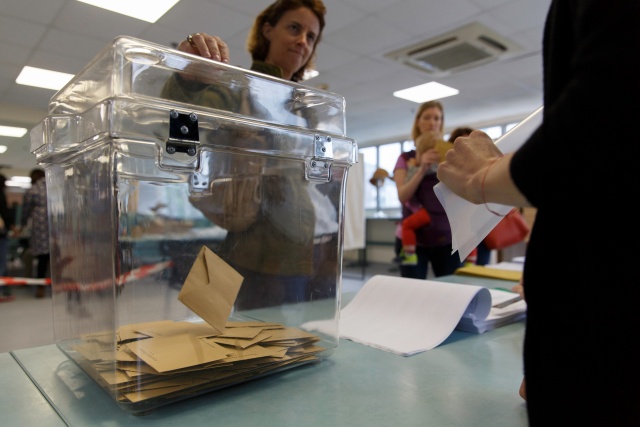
[178,246,243,334]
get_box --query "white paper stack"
[456,288,526,334]
[311,275,527,356]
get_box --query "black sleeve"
[511,0,640,209]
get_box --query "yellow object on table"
[455,264,522,282]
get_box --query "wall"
[343,217,397,264]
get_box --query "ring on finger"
[187,33,197,47]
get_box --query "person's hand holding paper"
[178,246,243,334]
[434,107,543,261]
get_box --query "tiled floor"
[0,261,399,354]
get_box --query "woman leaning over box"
[161,0,328,310]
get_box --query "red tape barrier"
[0,261,173,290]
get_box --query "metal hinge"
[167,109,199,157]
[307,134,334,181]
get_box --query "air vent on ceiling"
[385,22,522,76]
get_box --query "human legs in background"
[426,245,463,277]
[397,243,461,279]
[475,241,491,266]
[35,253,50,298]
[397,238,429,279]
[308,236,339,300]
[394,237,402,268]
[0,237,13,302]
[232,265,309,310]
[21,244,34,278]
[398,208,431,266]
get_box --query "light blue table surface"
[0,352,66,426]
[7,274,527,427]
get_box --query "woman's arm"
[395,149,439,204]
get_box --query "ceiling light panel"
[0,126,28,137]
[16,66,75,91]
[393,82,459,103]
[77,0,180,23]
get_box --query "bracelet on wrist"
[481,155,506,216]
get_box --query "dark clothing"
[474,241,491,266]
[394,149,462,278]
[510,1,640,425]
[395,237,462,279]
[162,60,322,309]
[22,179,49,258]
[0,186,10,297]
[0,187,10,239]
[397,150,452,249]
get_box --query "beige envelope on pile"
[178,246,243,334]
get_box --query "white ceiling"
[0,0,550,178]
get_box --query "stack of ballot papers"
[321,275,526,356]
[457,288,526,333]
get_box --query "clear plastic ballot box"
[30,36,357,414]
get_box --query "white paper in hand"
[434,107,543,262]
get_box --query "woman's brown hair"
[410,100,444,140]
[246,0,326,82]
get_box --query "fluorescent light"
[9,176,31,183]
[0,146,7,153]
[393,82,459,103]
[77,0,180,23]
[0,126,28,138]
[16,66,75,91]
[6,176,32,189]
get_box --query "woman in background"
[21,169,48,298]
[162,0,328,309]
[0,174,14,302]
[393,101,462,279]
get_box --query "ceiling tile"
[160,0,253,37]
[0,0,66,25]
[53,2,150,40]
[378,0,481,38]
[323,15,413,56]
[38,28,109,60]
[0,0,551,173]
[0,15,48,48]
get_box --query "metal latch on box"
[167,109,199,156]
[307,134,334,182]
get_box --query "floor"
[0,260,399,354]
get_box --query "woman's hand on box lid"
[181,32,230,64]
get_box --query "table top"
[6,274,527,427]
[0,352,66,426]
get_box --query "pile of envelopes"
[74,319,326,403]
[70,246,326,405]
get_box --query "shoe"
[36,286,45,298]
[0,295,15,303]
[400,252,418,266]
[393,249,419,266]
